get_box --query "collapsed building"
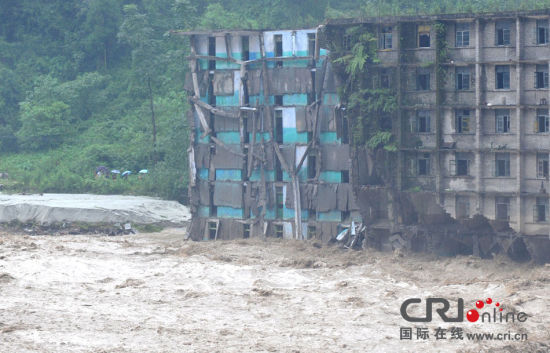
[174,9,550,263]
[177,28,358,242]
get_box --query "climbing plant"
[327,26,398,151]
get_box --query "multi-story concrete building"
[176,28,358,241]
[176,9,550,241]
[324,10,550,236]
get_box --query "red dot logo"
[476,300,484,309]
[496,302,500,307]
[486,298,492,304]
[467,309,479,322]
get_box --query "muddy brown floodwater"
[0,229,548,353]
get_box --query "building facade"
[177,9,550,240]
[177,28,358,241]
[324,10,550,236]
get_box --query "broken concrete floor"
[0,230,548,352]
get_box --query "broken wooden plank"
[191,97,240,119]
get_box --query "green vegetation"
[2,1,550,201]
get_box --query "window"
[537,20,549,44]
[418,153,431,176]
[414,110,431,133]
[274,95,283,106]
[342,170,350,183]
[342,115,349,143]
[449,153,470,176]
[535,65,549,89]
[495,65,510,89]
[456,196,470,219]
[208,37,216,70]
[307,33,316,57]
[274,34,283,67]
[275,187,284,219]
[455,23,470,47]
[379,26,392,49]
[536,109,549,133]
[495,153,510,177]
[455,109,471,133]
[495,21,511,46]
[537,153,549,178]
[274,224,283,238]
[307,71,316,104]
[307,225,316,239]
[241,36,249,61]
[307,155,316,179]
[274,109,283,144]
[495,109,511,133]
[456,157,470,176]
[416,69,430,90]
[208,221,218,240]
[495,197,510,221]
[535,197,548,222]
[456,67,470,90]
[418,25,431,47]
[380,69,391,88]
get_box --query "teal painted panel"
[283,128,308,143]
[297,168,307,182]
[217,206,243,219]
[249,132,271,142]
[216,131,241,144]
[318,210,342,222]
[196,129,210,143]
[198,206,210,218]
[301,209,309,220]
[282,171,292,182]
[320,132,340,144]
[198,168,209,180]
[320,171,342,183]
[323,93,340,105]
[250,169,275,182]
[283,94,308,106]
[283,207,294,220]
[216,90,240,107]
[199,59,208,70]
[249,95,275,106]
[215,169,242,181]
[264,208,276,220]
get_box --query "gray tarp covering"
[279,145,296,169]
[217,219,244,240]
[246,70,262,96]
[316,184,338,212]
[268,68,313,95]
[247,68,313,95]
[211,146,244,169]
[315,62,340,94]
[318,106,337,132]
[194,144,211,169]
[213,182,243,208]
[295,106,313,132]
[321,144,350,171]
[214,113,240,131]
[213,71,234,96]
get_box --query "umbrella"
[111,170,121,174]
[139,169,148,174]
[121,171,132,177]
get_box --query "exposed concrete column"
[434,22,442,204]
[475,18,483,214]
[516,16,523,232]
[396,22,403,192]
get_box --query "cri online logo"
[400,297,528,323]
